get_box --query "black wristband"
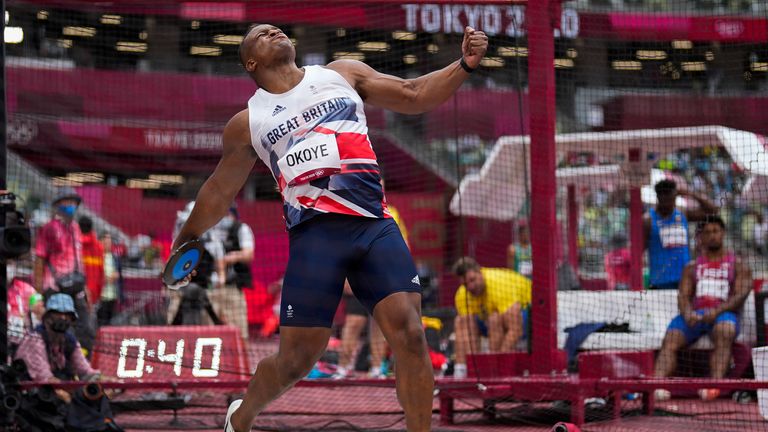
[459,57,476,74]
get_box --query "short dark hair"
[611,233,627,248]
[78,216,93,234]
[452,256,480,277]
[654,179,677,195]
[238,23,261,68]
[697,214,726,232]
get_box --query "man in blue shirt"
[644,179,717,290]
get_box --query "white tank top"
[247,65,388,229]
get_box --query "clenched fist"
[461,26,489,69]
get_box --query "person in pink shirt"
[7,273,37,351]
[14,293,100,403]
[33,192,95,356]
[604,234,631,290]
[34,194,83,294]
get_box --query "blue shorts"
[473,307,529,339]
[667,309,740,345]
[280,214,420,328]
[475,316,489,337]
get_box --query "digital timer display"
[93,326,249,381]
[115,337,222,378]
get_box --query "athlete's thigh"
[667,313,705,346]
[281,219,350,327]
[348,219,420,314]
[711,311,740,339]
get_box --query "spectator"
[451,256,531,379]
[33,192,96,357]
[644,180,717,290]
[379,177,408,247]
[507,224,532,279]
[654,216,752,401]
[604,234,631,290]
[96,232,123,327]
[78,216,104,305]
[214,205,253,341]
[14,293,100,390]
[335,281,389,379]
[8,272,37,354]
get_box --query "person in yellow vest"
[387,204,409,247]
[452,256,531,378]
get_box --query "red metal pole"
[528,0,558,373]
[630,186,644,290]
[567,184,579,273]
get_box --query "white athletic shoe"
[368,366,385,379]
[654,389,671,401]
[331,366,350,380]
[224,399,243,432]
[453,363,467,379]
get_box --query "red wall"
[602,95,768,135]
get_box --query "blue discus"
[162,239,205,287]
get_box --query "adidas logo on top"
[272,105,286,116]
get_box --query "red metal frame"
[22,375,768,427]
[528,0,559,374]
[567,184,579,274]
[630,186,644,290]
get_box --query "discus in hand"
[162,239,205,289]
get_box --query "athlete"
[654,215,751,401]
[645,179,717,290]
[170,24,488,432]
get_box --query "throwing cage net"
[4,0,768,431]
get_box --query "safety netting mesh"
[3,0,768,431]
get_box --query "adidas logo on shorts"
[272,105,286,116]
[411,275,420,285]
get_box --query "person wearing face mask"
[14,293,100,387]
[33,192,96,357]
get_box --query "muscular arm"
[173,111,257,250]
[677,263,696,317]
[682,190,718,222]
[713,260,752,316]
[327,27,488,114]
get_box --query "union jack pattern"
[247,65,391,229]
